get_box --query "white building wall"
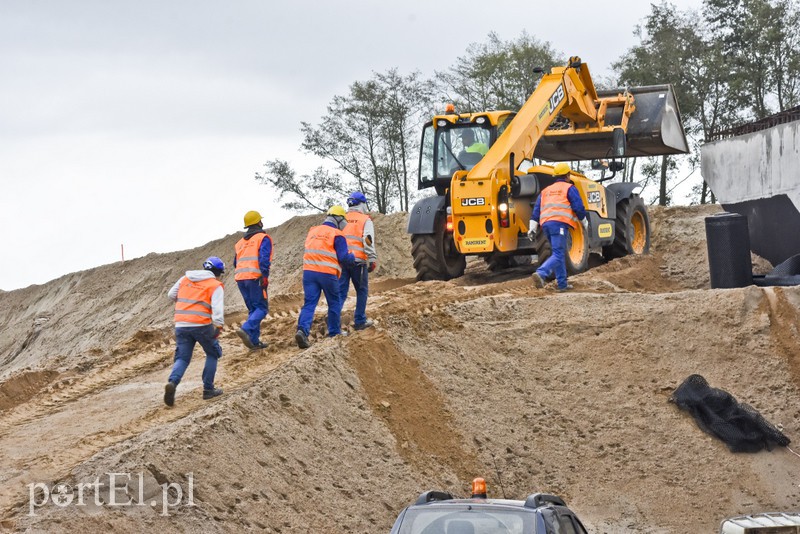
[701,120,800,206]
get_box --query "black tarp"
[670,374,790,453]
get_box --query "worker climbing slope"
[164,256,226,406]
[233,210,272,350]
[295,206,355,349]
[530,163,587,291]
[338,191,378,331]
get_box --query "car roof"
[411,491,569,510]
[409,498,574,514]
[416,498,526,507]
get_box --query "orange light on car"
[445,103,455,113]
[471,477,487,498]
[446,214,454,232]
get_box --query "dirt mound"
[1,204,799,533]
[0,212,415,379]
[0,369,59,412]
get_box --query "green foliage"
[255,160,345,213]
[613,3,699,205]
[258,70,434,215]
[614,3,702,124]
[261,13,799,213]
[256,33,564,215]
[612,0,800,204]
[436,31,564,112]
[704,0,800,118]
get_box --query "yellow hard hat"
[553,162,571,176]
[243,210,262,227]
[327,205,347,217]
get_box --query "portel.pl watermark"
[28,472,194,517]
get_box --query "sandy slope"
[1,205,798,533]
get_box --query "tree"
[772,0,800,110]
[255,160,346,212]
[704,0,800,118]
[436,32,564,112]
[257,70,435,214]
[614,2,701,205]
[373,70,434,212]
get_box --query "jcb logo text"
[549,86,565,113]
[460,198,486,206]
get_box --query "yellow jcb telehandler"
[407,56,689,280]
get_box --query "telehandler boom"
[407,56,688,280]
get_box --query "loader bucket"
[534,84,689,161]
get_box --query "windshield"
[397,506,531,534]
[420,125,493,187]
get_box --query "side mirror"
[609,161,625,172]
[591,159,609,171]
[612,127,627,158]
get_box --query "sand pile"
[1,205,798,533]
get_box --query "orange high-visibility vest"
[234,232,272,281]
[174,277,223,325]
[343,211,370,262]
[303,225,344,276]
[540,181,579,228]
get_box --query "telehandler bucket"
[534,84,689,161]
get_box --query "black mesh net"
[670,374,790,453]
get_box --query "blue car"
[390,479,588,534]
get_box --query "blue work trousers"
[237,279,268,345]
[338,262,369,326]
[536,221,570,289]
[297,270,343,337]
[169,324,222,391]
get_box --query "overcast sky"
[0,0,705,291]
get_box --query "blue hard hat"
[203,256,225,274]
[347,191,368,207]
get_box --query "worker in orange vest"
[530,163,587,291]
[294,206,355,349]
[233,210,273,350]
[164,256,225,406]
[338,191,378,330]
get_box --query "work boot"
[353,319,374,331]
[531,272,545,289]
[557,284,574,292]
[251,341,268,351]
[164,381,176,407]
[202,387,224,400]
[236,327,256,349]
[295,330,310,349]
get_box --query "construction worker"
[233,210,272,350]
[164,256,225,406]
[460,129,489,156]
[338,191,377,330]
[294,206,355,349]
[530,162,588,291]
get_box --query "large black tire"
[533,225,589,275]
[484,253,533,272]
[603,194,651,260]
[411,218,466,281]
[511,255,533,267]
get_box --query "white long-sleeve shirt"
[168,270,224,327]
[348,203,377,263]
